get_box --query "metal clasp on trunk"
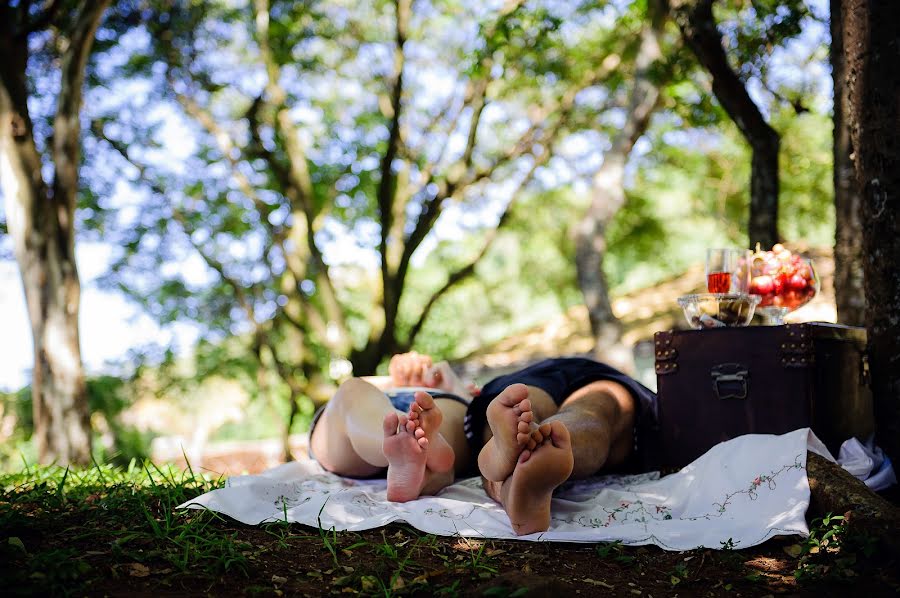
[711,363,749,400]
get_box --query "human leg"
[483,421,573,535]
[478,379,637,534]
[544,379,637,477]
[309,377,395,477]
[310,378,465,499]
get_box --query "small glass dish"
[677,293,761,329]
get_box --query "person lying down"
[308,352,657,535]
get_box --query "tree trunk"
[671,0,780,249]
[575,0,665,374]
[0,1,110,465]
[830,0,866,327]
[807,453,900,557]
[842,0,900,464]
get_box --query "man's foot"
[406,391,455,473]
[502,421,574,535]
[382,412,427,502]
[478,384,543,482]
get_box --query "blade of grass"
[90,453,108,484]
[55,466,70,501]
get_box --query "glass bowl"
[677,293,761,329]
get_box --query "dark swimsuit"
[463,357,659,473]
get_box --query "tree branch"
[23,0,64,36]
[377,0,411,304]
[670,0,780,246]
[51,0,111,240]
[405,149,549,346]
[249,0,350,350]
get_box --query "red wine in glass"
[707,271,731,293]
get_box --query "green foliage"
[39,0,838,435]
[790,513,878,584]
[0,376,153,469]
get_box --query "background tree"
[669,0,807,249]
[575,0,668,372]
[829,0,865,326]
[0,0,112,464]
[842,0,900,463]
[88,0,636,453]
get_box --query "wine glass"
[706,248,751,293]
[748,251,820,325]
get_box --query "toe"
[549,421,571,448]
[414,391,435,410]
[497,383,529,406]
[383,412,399,436]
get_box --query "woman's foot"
[501,421,574,535]
[477,384,543,482]
[382,412,427,502]
[407,391,455,473]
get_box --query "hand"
[388,352,434,387]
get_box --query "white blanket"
[179,428,828,551]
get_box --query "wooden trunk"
[645,323,875,470]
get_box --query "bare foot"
[477,384,537,482]
[407,391,455,473]
[502,421,574,536]
[382,412,426,503]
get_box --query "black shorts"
[463,357,658,472]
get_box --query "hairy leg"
[546,380,637,477]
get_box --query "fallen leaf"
[127,563,150,578]
[272,575,288,585]
[391,576,405,590]
[582,578,614,589]
[783,544,803,558]
[7,537,25,553]
[360,576,377,592]
[522,563,533,574]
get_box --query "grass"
[2,461,897,597]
